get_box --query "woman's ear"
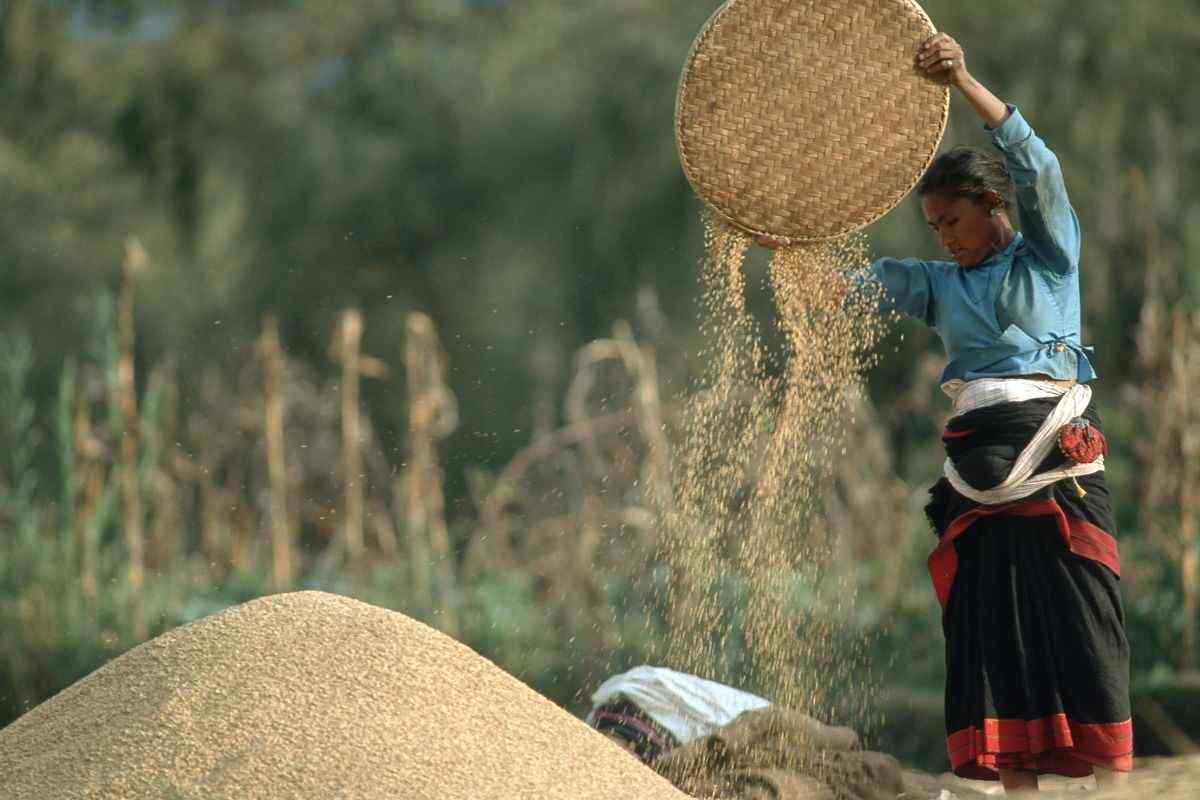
[982,191,1005,217]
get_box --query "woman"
[767,34,1133,793]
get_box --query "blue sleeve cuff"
[986,104,1033,150]
[870,257,936,326]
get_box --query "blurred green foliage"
[2,0,1200,771]
[3,0,1198,475]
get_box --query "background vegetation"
[2,0,1199,769]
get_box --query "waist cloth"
[924,380,1132,780]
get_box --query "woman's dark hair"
[917,146,1015,210]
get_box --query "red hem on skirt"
[928,498,1121,612]
[947,714,1133,780]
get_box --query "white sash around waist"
[942,381,1104,506]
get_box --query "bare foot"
[998,768,1039,794]
[1093,766,1131,793]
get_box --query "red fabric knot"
[1058,418,1107,464]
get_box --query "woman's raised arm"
[918,34,1081,275]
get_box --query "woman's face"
[921,193,1001,268]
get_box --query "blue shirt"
[871,106,1095,386]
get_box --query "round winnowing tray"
[676,0,950,244]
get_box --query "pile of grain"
[656,216,890,721]
[0,591,689,800]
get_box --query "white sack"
[587,665,770,745]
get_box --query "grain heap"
[0,591,690,800]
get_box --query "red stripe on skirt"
[927,498,1121,612]
[941,427,976,440]
[947,714,1133,779]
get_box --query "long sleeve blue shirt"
[871,105,1095,386]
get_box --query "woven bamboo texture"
[676,0,950,243]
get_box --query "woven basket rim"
[675,0,950,244]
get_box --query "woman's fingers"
[914,33,966,85]
[918,54,956,71]
[918,34,953,60]
[916,42,964,80]
[917,45,961,66]
[918,45,957,62]
[919,32,949,50]
[916,35,961,64]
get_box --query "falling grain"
[656,214,890,736]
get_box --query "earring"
[989,207,1000,217]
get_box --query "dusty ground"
[902,755,1200,799]
[2,590,1195,799]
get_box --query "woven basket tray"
[676,0,950,244]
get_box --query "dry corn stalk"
[118,237,148,639]
[466,318,665,578]
[337,310,366,560]
[260,314,293,588]
[330,309,389,562]
[403,311,459,634]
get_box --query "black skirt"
[925,397,1132,779]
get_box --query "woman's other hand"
[916,33,968,88]
[753,235,851,310]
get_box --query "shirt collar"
[975,231,1024,268]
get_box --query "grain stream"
[656,216,890,736]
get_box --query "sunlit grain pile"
[0,591,690,800]
[656,215,891,725]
